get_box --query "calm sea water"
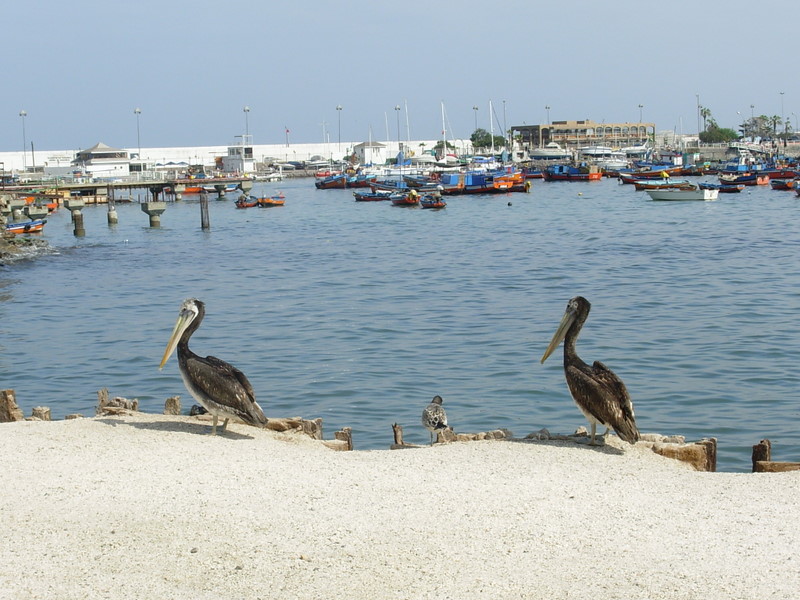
[2,176,798,471]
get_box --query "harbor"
[2,175,799,473]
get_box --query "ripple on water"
[2,178,799,470]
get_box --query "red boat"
[235,196,258,208]
[420,194,446,209]
[769,179,796,190]
[391,192,419,206]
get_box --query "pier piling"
[63,198,86,237]
[107,185,118,225]
[140,201,167,227]
[200,191,210,230]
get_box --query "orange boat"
[257,195,285,207]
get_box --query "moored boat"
[234,196,258,209]
[391,191,420,206]
[698,182,744,193]
[633,179,696,191]
[769,179,796,190]
[354,190,392,202]
[314,174,347,189]
[718,172,769,186]
[420,194,446,209]
[5,219,46,234]
[543,164,602,181]
[257,195,285,207]
[645,188,718,201]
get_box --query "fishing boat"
[769,179,796,190]
[391,192,419,207]
[257,195,285,207]
[645,188,718,201]
[314,174,347,189]
[5,219,46,234]
[633,179,696,191]
[543,164,602,181]
[420,194,446,209]
[698,182,745,193]
[353,190,392,202]
[619,166,684,182]
[234,196,259,209]
[718,172,769,186]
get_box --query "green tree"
[470,128,506,151]
[699,106,712,132]
[699,124,739,143]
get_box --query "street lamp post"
[243,105,250,141]
[19,110,27,171]
[336,105,342,153]
[780,91,785,135]
[394,105,401,154]
[472,105,478,132]
[638,103,643,122]
[133,108,141,159]
[545,105,550,124]
[695,93,700,137]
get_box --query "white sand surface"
[1,414,798,600]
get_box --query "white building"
[72,142,130,178]
[353,141,387,166]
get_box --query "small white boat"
[645,188,719,201]
[528,142,572,160]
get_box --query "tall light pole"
[133,107,141,159]
[750,104,755,119]
[638,103,643,122]
[243,105,250,141]
[394,105,401,154]
[472,105,478,131]
[545,105,550,125]
[780,91,785,135]
[336,104,342,152]
[695,93,700,136]
[19,110,27,170]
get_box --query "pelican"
[159,298,268,435]
[540,296,639,445]
[422,395,448,445]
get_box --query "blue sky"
[2,0,795,151]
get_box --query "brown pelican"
[159,298,268,435]
[540,296,639,445]
[422,395,448,445]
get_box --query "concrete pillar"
[64,198,86,237]
[140,201,167,227]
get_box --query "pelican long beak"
[540,309,576,364]
[159,310,192,370]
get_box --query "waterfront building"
[353,141,388,166]
[512,120,656,157]
[72,142,131,178]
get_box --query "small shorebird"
[540,296,639,445]
[422,395,448,445]
[159,298,268,435]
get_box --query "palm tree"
[699,106,712,132]
[768,115,782,136]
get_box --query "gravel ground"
[1,414,798,600]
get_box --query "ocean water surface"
[2,176,798,471]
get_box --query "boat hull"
[645,189,719,201]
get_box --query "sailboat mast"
[489,100,495,155]
[441,101,446,159]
